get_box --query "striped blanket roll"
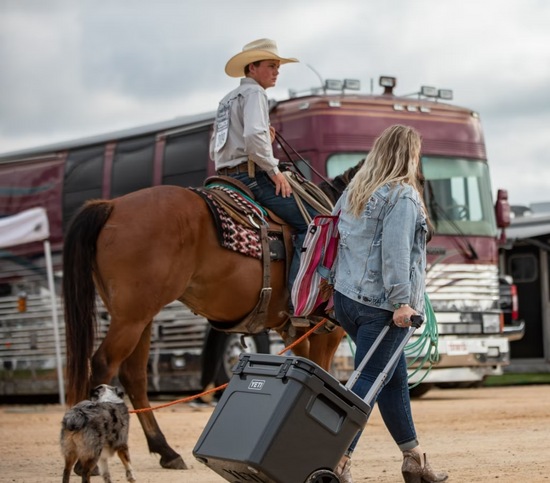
[291,213,340,317]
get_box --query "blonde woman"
[332,125,448,483]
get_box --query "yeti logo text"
[248,379,265,391]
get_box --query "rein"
[273,132,336,224]
[275,132,337,191]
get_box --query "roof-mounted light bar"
[343,79,361,90]
[417,86,454,101]
[421,86,438,97]
[438,89,453,100]
[379,76,396,87]
[379,76,396,95]
[325,79,344,91]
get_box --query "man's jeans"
[231,171,319,304]
[333,290,419,454]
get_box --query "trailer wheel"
[306,469,341,483]
[215,332,271,386]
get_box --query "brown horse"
[62,173,354,470]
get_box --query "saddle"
[192,176,294,335]
[203,176,288,230]
[204,176,255,200]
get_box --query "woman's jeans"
[231,170,319,303]
[334,290,418,455]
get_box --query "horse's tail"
[63,200,114,406]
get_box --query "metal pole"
[306,63,325,94]
[539,248,550,364]
[44,239,65,406]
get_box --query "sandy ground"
[1,385,549,483]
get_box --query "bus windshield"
[422,157,497,237]
[326,152,367,178]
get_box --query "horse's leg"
[118,321,187,470]
[275,326,311,359]
[89,317,149,387]
[307,327,346,372]
[89,315,184,469]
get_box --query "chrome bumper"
[503,321,525,341]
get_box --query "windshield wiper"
[425,180,479,260]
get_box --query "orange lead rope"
[129,319,327,414]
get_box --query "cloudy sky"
[1,0,549,205]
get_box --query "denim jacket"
[332,182,427,314]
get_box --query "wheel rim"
[222,335,258,378]
[307,469,340,483]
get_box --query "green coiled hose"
[404,293,440,388]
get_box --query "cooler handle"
[344,315,424,405]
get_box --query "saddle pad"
[190,188,282,260]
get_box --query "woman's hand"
[393,305,418,328]
[269,126,276,143]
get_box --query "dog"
[60,384,136,483]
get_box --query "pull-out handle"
[344,315,424,405]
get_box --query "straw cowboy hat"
[225,39,299,78]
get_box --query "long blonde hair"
[347,125,423,217]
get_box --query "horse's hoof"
[160,455,188,470]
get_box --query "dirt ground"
[1,385,549,483]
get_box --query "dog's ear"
[90,386,100,400]
[116,387,125,399]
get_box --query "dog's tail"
[62,407,89,432]
[63,200,114,406]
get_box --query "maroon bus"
[0,77,522,397]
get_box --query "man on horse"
[210,38,320,313]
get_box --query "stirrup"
[290,316,311,327]
[281,310,311,328]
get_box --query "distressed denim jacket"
[332,182,427,314]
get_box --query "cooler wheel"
[306,469,341,483]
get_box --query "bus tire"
[408,383,434,398]
[214,332,271,387]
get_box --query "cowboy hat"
[225,39,299,78]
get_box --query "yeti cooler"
[193,353,370,483]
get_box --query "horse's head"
[318,159,365,205]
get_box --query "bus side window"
[508,254,538,284]
[111,135,155,199]
[63,144,105,232]
[163,129,210,188]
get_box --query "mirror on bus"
[495,189,511,228]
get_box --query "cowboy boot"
[335,458,353,483]
[401,451,448,483]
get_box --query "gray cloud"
[1,0,549,205]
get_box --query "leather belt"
[218,161,248,176]
[217,162,257,176]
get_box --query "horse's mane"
[318,159,365,205]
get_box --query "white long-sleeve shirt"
[209,77,279,175]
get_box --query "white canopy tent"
[0,207,65,405]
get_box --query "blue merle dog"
[60,384,136,483]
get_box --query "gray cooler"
[193,316,423,483]
[192,354,370,483]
